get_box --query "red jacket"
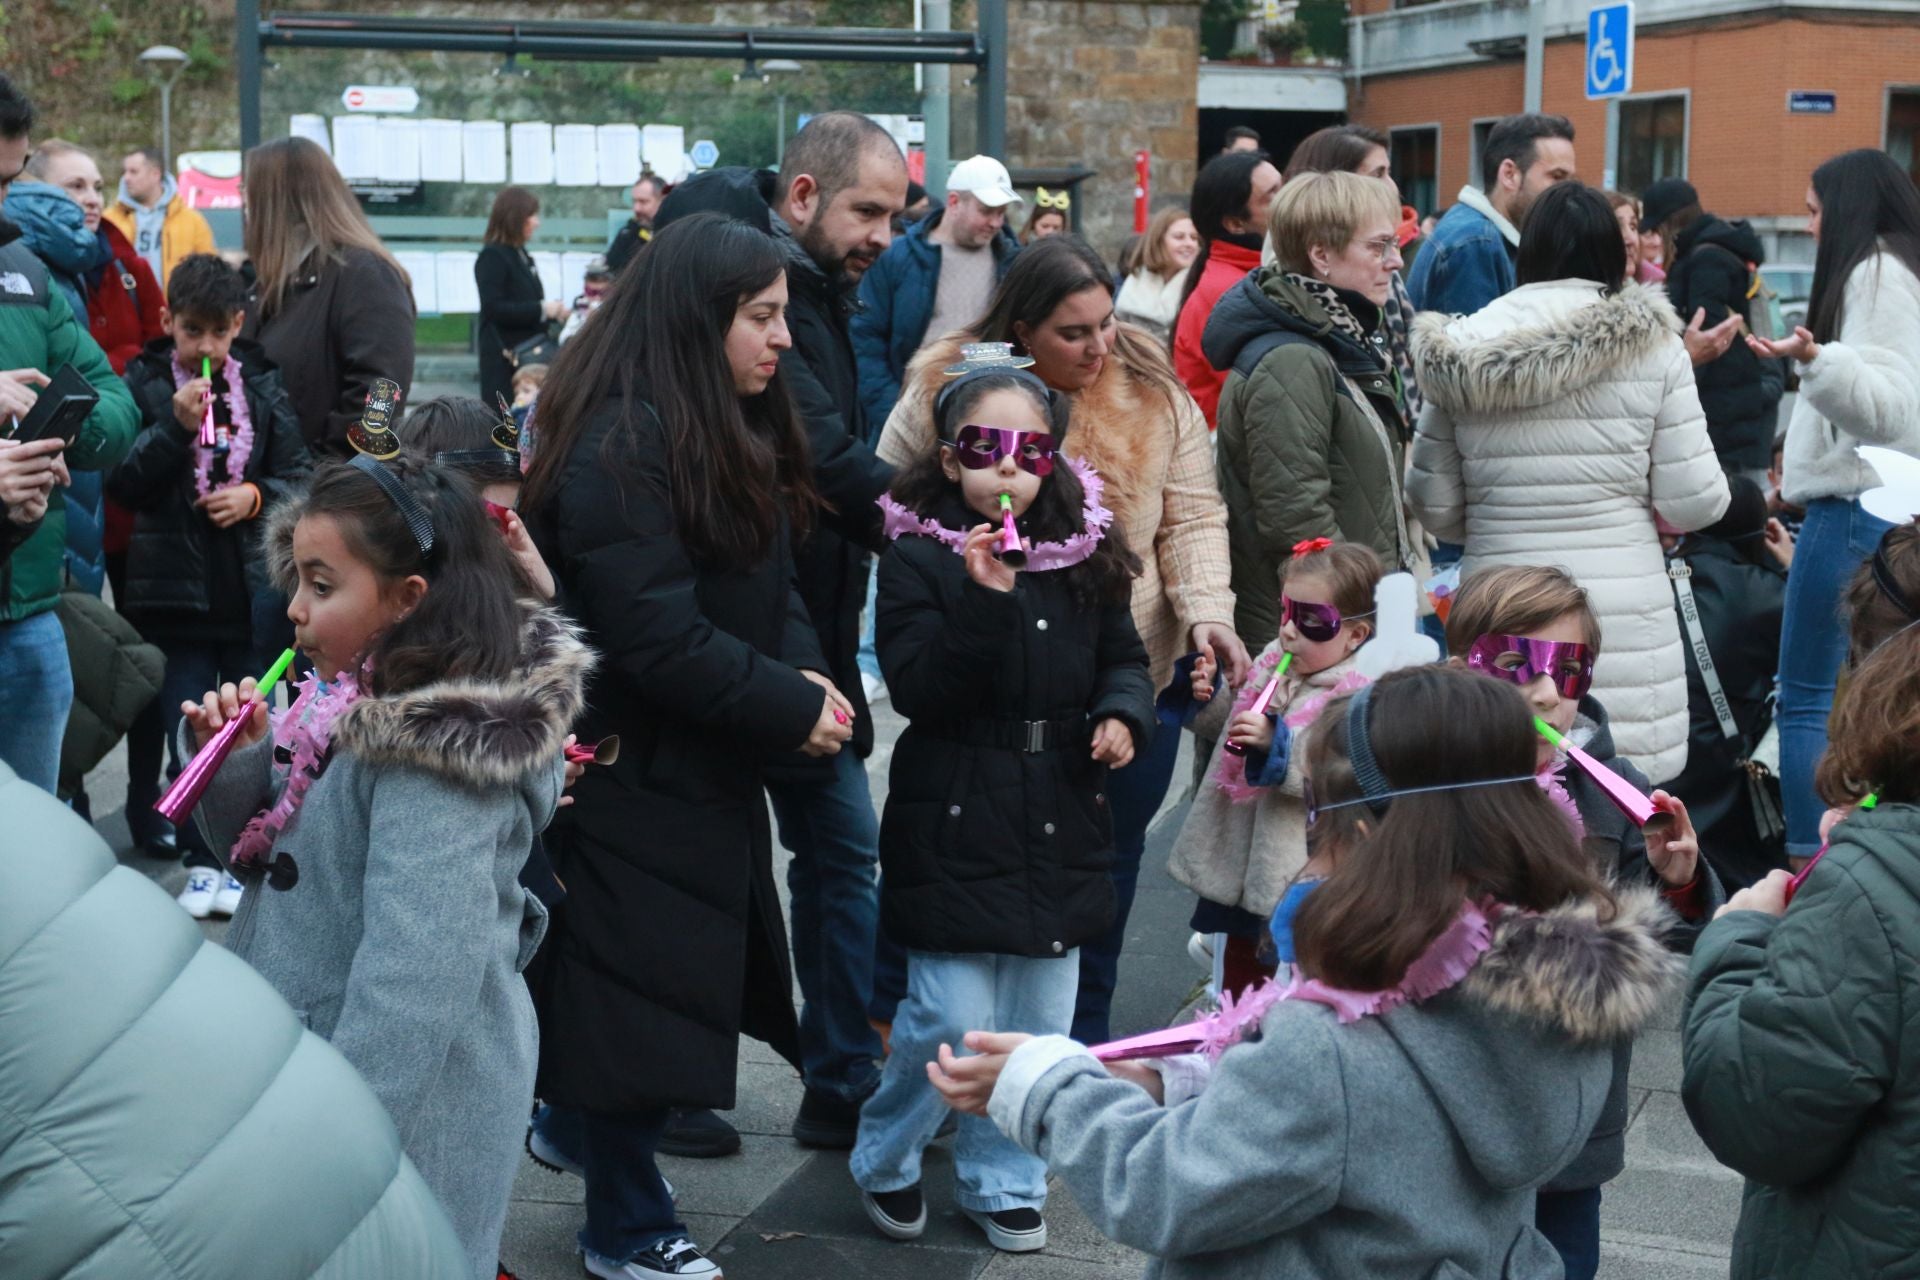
[86,221,164,377]
[1172,238,1263,430]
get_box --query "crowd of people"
[4,65,1920,1280]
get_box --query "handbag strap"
[1670,562,1741,742]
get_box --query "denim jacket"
[1406,186,1518,318]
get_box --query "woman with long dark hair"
[519,212,853,1280]
[475,185,565,410]
[877,235,1246,1045]
[1171,151,1282,428]
[1747,148,1920,862]
[1408,182,1729,783]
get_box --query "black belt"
[933,714,1088,753]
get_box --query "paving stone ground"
[93,612,1743,1280]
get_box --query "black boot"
[657,1107,741,1158]
[791,1086,866,1149]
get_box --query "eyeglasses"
[941,424,1056,476]
[1280,595,1373,643]
[1356,235,1400,264]
[1464,633,1595,701]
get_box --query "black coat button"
[267,853,300,891]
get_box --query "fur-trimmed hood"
[1412,279,1681,415]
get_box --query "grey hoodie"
[989,888,1681,1279]
[117,172,176,283]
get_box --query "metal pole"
[1603,97,1620,191]
[922,0,950,199]
[1523,0,1544,113]
[975,0,1006,160]
[160,81,173,174]
[776,93,787,165]
[237,0,262,152]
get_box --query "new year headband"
[1036,187,1071,212]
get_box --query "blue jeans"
[850,949,1078,1210]
[856,568,881,683]
[0,611,74,794]
[1072,717,1182,1044]
[767,749,885,1102]
[156,638,258,866]
[1778,497,1892,855]
[1534,1186,1602,1280]
[534,1104,683,1262]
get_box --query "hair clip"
[435,393,524,479]
[349,378,403,461]
[350,454,435,559]
[492,393,520,454]
[942,341,1035,378]
[1292,537,1334,558]
[1036,186,1071,212]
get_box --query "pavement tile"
[658,1135,815,1218]
[707,1224,988,1279]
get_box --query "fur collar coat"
[875,328,1236,693]
[1407,280,1730,783]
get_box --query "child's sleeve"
[1088,599,1154,749]
[873,543,1024,720]
[179,727,276,864]
[1609,753,1725,948]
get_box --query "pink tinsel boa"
[230,663,367,867]
[876,455,1112,572]
[1538,756,1585,839]
[1210,653,1369,805]
[169,352,254,500]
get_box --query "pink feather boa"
[230,663,368,867]
[169,352,254,500]
[876,455,1113,572]
[1210,652,1370,805]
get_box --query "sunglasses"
[1464,633,1595,700]
[1280,595,1373,643]
[941,424,1056,476]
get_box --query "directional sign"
[689,139,720,170]
[1585,2,1634,101]
[342,85,420,113]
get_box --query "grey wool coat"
[190,603,591,1280]
[988,888,1682,1280]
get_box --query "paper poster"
[434,251,481,314]
[530,251,563,302]
[554,124,599,187]
[394,251,438,313]
[596,124,641,189]
[375,117,421,184]
[561,251,600,306]
[461,121,507,185]
[417,119,464,182]
[329,115,381,181]
[510,121,554,186]
[290,114,331,153]
[641,123,686,181]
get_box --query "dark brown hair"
[1844,521,1920,664]
[484,186,540,247]
[1292,666,1614,991]
[1446,565,1603,656]
[243,137,409,319]
[1283,542,1383,621]
[1806,149,1920,345]
[1283,125,1383,182]
[1818,617,1920,808]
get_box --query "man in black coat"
[655,112,905,1153]
[604,173,666,276]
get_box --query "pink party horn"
[1224,653,1292,757]
[1090,1022,1209,1062]
[995,493,1026,568]
[198,356,217,448]
[155,648,297,826]
[1534,716,1665,828]
[563,736,621,766]
[1783,792,1876,906]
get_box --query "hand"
[1763,517,1794,570]
[196,483,258,529]
[800,668,855,722]
[172,376,212,434]
[799,680,854,757]
[1747,325,1820,365]
[1819,805,1849,844]
[1716,868,1792,919]
[499,507,556,600]
[0,435,66,524]
[180,678,270,752]
[1189,643,1218,704]
[1644,789,1700,888]
[1226,709,1275,754]
[558,734,585,807]
[927,1030,1034,1117]
[1104,1058,1167,1103]
[962,521,1017,592]
[1191,623,1251,689]
[1682,308,1741,366]
[542,299,568,322]
[0,367,49,421]
[1091,717,1135,767]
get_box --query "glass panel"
[1620,97,1687,195]
[1390,126,1439,217]
[1888,91,1920,188]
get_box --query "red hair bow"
[1292,537,1334,558]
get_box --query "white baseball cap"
[947,155,1023,208]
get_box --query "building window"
[1390,126,1439,216]
[1889,90,1920,188]
[1620,96,1687,194]
[1469,118,1496,189]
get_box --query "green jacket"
[1203,268,1410,646]
[0,224,138,622]
[1682,802,1920,1278]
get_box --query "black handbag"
[507,329,560,369]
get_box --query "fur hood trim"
[1462,886,1683,1045]
[332,604,594,790]
[1411,281,1680,416]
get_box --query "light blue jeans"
[0,611,74,794]
[850,949,1079,1212]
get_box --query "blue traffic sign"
[1585,2,1634,100]
[690,139,720,169]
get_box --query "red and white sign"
[341,85,420,113]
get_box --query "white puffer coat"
[1408,280,1730,783]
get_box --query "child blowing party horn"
[155,647,296,826]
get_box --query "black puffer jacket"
[1665,216,1785,471]
[874,504,1153,958]
[107,339,311,629]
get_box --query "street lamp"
[138,45,191,174]
[762,59,804,164]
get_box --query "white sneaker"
[177,867,221,919]
[861,671,889,705]
[210,874,245,918]
[1187,931,1215,971]
[584,1235,722,1277]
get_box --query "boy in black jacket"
[107,253,310,918]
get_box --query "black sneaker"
[656,1108,741,1159]
[860,1184,926,1240]
[791,1086,864,1149]
[583,1234,722,1277]
[964,1206,1047,1252]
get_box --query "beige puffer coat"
[1408,280,1730,783]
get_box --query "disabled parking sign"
[1586,2,1634,99]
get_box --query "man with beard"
[650,111,905,1159]
[605,173,668,275]
[1408,113,1576,316]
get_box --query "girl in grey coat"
[183,456,591,1280]
[929,667,1682,1279]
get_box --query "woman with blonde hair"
[1114,206,1201,346]
[877,235,1246,1046]
[243,136,415,457]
